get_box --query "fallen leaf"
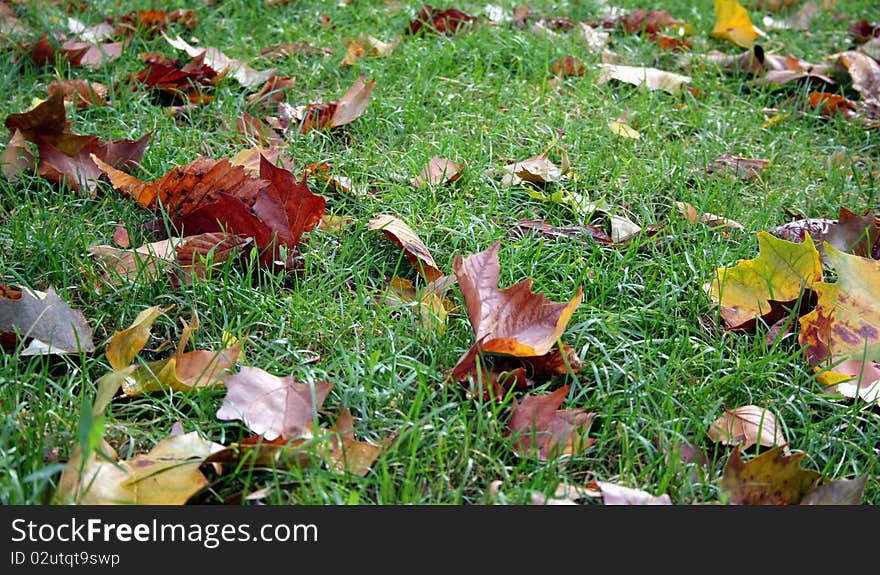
[719,445,821,505]
[205,435,313,470]
[405,5,477,36]
[711,0,761,48]
[597,64,692,94]
[549,56,586,76]
[608,121,640,139]
[453,242,582,357]
[807,92,858,118]
[122,345,241,397]
[499,154,563,186]
[341,34,397,65]
[1,129,35,182]
[675,201,745,231]
[55,431,223,505]
[799,244,880,404]
[47,79,108,109]
[88,238,180,286]
[830,51,880,105]
[318,408,382,476]
[0,286,95,355]
[411,156,464,188]
[506,385,596,461]
[245,75,296,110]
[175,232,250,283]
[216,366,333,441]
[708,405,786,450]
[696,153,769,180]
[849,20,880,44]
[112,225,130,248]
[295,75,375,133]
[368,214,443,282]
[164,32,276,90]
[106,306,164,371]
[449,342,581,399]
[762,1,818,31]
[596,482,673,505]
[800,474,868,505]
[378,276,452,333]
[707,231,822,330]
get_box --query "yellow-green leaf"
[711,0,760,48]
[707,231,822,329]
[121,345,240,397]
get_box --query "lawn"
[1,0,878,505]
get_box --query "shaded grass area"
[1,0,878,504]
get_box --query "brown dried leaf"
[412,156,464,188]
[329,74,375,129]
[549,56,586,76]
[453,242,582,356]
[506,385,596,461]
[88,239,179,286]
[697,152,769,180]
[319,408,382,476]
[164,32,276,90]
[216,366,333,441]
[708,405,786,450]
[500,154,562,186]
[368,214,443,282]
[47,79,108,109]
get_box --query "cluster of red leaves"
[3,92,150,194]
[93,153,326,272]
[130,51,225,105]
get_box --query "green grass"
[1,0,878,505]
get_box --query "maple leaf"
[121,346,241,397]
[506,385,596,461]
[0,286,95,355]
[706,231,822,330]
[719,445,821,505]
[245,75,296,111]
[830,51,880,105]
[131,51,224,105]
[4,92,150,194]
[708,405,786,450]
[216,366,333,441]
[597,64,692,94]
[711,0,761,49]
[453,242,582,357]
[341,34,397,66]
[368,214,443,282]
[799,244,880,404]
[411,156,464,188]
[93,154,325,271]
[55,431,223,505]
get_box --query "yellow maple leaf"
[711,0,760,48]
